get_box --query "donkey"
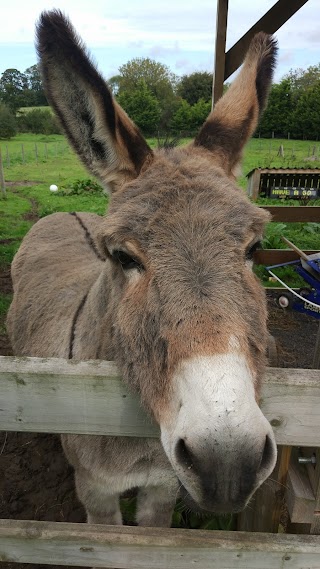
[7,10,278,527]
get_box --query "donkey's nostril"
[175,439,194,470]
[259,434,275,473]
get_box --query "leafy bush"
[17,109,61,135]
[117,81,161,135]
[59,178,105,196]
[0,103,17,139]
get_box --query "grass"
[19,106,53,114]
[1,134,319,273]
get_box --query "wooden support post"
[247,169,261,200]
[5,145,10,167]
[310,449,320,534]
[0,149,6,199]
[212,0,229,106]
[237,446,292,532]
[312,324,320,369]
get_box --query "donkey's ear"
[36,10,153,192]
[194,33,277,177]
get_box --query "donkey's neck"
[71,264,116,361]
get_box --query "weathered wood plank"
[1,519,320,568]
[0,356,158,438]
[259,206,320,223]
[254,249,318,265]
[1,357,320,446]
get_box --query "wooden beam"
[259,206,320,223]
[212,0,229,105]
[224,0,309,81]
[1,519,320,568]
[254,249,318,265]
[1,357,320,446]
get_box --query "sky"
[0,0,319,83]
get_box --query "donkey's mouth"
[178,481,249,515]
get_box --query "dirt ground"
[0,266,319,569]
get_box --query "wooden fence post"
[0,149,6,199]
[6,145,10,167]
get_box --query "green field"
[1,132,319,303]
[19,106,53,114]
[1,133,319,269]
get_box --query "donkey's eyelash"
[111,249,144,271]
[246,241,262,260]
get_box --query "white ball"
[50,184,58,192]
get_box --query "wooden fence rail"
[1,356,320,445]
[1,519,320,568]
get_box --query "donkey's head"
[37,11,277,513]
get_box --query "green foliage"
[17,109,61,135]
[190,99,211,130]
[177,72,212,105]
[24,64,47,106]
[258,64,320,139]
[118,58,177,104]
[0,103,17,139]
[258,79,293,138]
[59,178,105,196]
[0,65,47,113]
[263,223,287,249]
[118,81,161,135]
[0,68,28,112]
[170,98,211,135]
[170,99,193,133]
[117,58,177,133]
[292,82,320,140]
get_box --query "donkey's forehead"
[106,149,267,242]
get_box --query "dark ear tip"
[248,33,278,112]
[36,9,72,54]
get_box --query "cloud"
[1,0,320,80]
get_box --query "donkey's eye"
[246,241,262,261]
[111,250,143,271]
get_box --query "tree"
[24,64,47,106]
[118,58,177,104]
[108,75,122,96]
[177,72,212,105]
[117,80,161,135]
[291,82,320,140]
[117,58,178,133]
[170,99,193,134]
[286,64,320,96]
[258,79,293,138]
[0,69,28,111]
[0,103,17,139]
[190,99,211,130]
